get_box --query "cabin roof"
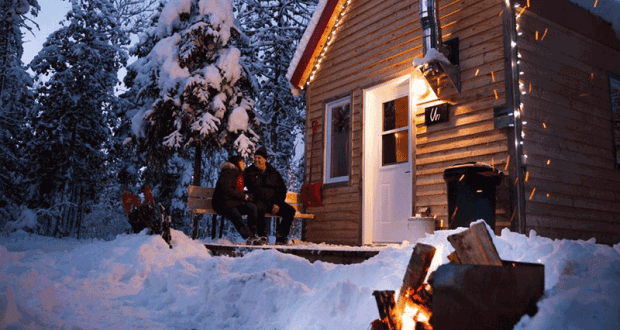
[286,0,620,91]
[286,0,347,90]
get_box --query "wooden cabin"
[287,0,620,246]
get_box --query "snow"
[217,47,243,85]
[2,220,619,330]
[228,98,254,133]
[199,0,236,45]
[156,0,192,38]
[412,48,451,67]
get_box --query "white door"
[363,76,413,243]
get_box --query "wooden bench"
[188,185,315,239]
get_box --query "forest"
[0,0,318,239]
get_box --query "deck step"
[204,243,383,264]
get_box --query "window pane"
[330,103,350,178]
[382,130,408,165]
[382,96,408,132]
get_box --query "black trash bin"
[443,162,502,229]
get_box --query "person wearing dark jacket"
[212,155,258,243]
[244,147,296,245]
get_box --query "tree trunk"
[192,145,202,239]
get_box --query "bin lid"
[443,162,502,182]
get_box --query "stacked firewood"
[371,222,503,330]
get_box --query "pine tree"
[234,0,317,190]
[122,0,260,236]
[27,0,128,237]
[0,0,39,225]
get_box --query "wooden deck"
[203,243,385,265]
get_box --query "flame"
[394,247,443,330]
[398,300,432,330]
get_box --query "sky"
[1,220,620,329]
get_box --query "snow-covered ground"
[1,220,619,330]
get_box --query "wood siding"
[517,6,620,244]
[303,0,510,245]
[416,0,510,231]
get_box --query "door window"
[382,96,409,166]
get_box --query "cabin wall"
[414,0,511,231]
[517,4,620,244]
[303,0,510,245]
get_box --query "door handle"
[405,171,411,173]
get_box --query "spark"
[529,187,537,200]
[543,122,547,129]
[525,171,530,182]
[594,0,599,7]
[459,174,465,181]
[494,89,498,100]
[491,71,496,82]
[475,68,480,76]
[546,159,551,165]
[541,28,548,41]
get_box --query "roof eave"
[290,0,346,90]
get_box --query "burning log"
[446,251,461,264]
[371,243,436,330]
[371,223,544,330]
[397,243,436,304]
[371,291,397,330]
[430,222,544,330]
[446,222,502,266]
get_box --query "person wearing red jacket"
[212,155,258,244]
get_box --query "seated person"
[212,155,259,244]
[244,147,296,245]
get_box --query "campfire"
[370,222,545,330]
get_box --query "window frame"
[324,96,352,184]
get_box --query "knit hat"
[254,147,268,159]
[227,155,244,169]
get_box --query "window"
[610,74,620,168]
[382,96,409,166]
[325,97,351,183]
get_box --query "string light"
[305,0,353,88]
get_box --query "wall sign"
[424,103,449,126]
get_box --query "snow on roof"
[285,0,329,85]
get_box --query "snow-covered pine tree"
[0,0,39,225]
[27,0,129,238]
[112,0,161,36]
[234,0,318,191]
[122,0,260,236]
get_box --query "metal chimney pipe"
[420,0,442,55]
